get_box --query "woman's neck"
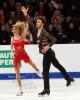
[14,34,22,39]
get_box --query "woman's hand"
[11,51,16,59]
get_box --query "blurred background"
[0,0,80,45]
[0,1,80,99]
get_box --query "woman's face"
[12,27,19,35]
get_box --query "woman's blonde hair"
[12,21,26,36]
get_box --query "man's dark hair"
[36,16,46,25]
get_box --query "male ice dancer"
[36,16,74,96]
[21,6,74,96]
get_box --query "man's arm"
[41,30,57,53]
[21,7,37,43]
[45,31,57,47]
[25,16,36,33]
[25,16,37,43]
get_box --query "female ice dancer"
[11,21,41,96]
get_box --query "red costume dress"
[12,37,30,70]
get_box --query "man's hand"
[21,6,29,16]
[41,45,50,53]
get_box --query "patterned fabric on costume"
[12,37,30,70]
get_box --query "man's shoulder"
[42,28,48,34]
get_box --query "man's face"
[36,19,43,29]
